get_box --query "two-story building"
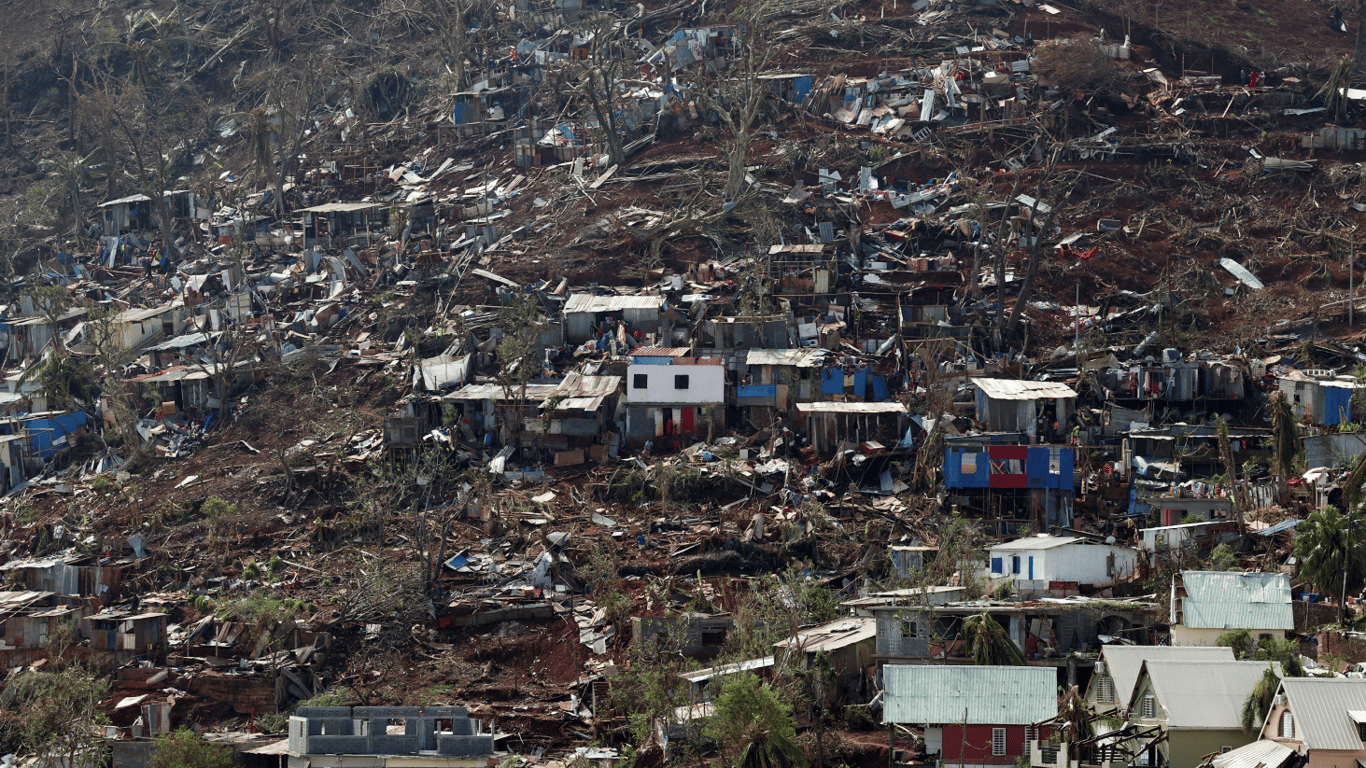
[624,354,725,447]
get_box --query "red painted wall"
[942,724,1050,764]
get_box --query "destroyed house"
[884,665,1057,768]
[767,244,836,294]
[127,364,238,416]
[634,614,734,658]
[870,597,1158,664]
[299,202,389,249]
[0,410,90,460]
[97,191,196,236]
[0,603,83,652]
[7,306,88,361]
[794,401,907,457]
[106,306,182,352]
[0,554,135,601]
[972,378,1077,440]
[943,440,1075,531]
[898,286,968,339]
[625,355,725,446]
[772,618,876,706]
[533,372,622,455]
[451,85,527,136]
[439,383,558,447]
[562,293,665,344]
[1101,353,1248,402]
[642,26,740,72]
[145,331,221,370]
[83,610,167,654]
[701,314,791,349]
[735,348,829,422]
[1125,426,1271,482]
[1278,369,1364,426]
[287,705,494,760]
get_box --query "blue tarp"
[1324,386,1353,425]
[821,368,844,395]
[737,384,777,398]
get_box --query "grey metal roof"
[563,294,665,313]
[883,665,1056,726]
[443,383,557,402]
[972,378,1078,400]
[1098,646,1234,709]
[147,332,216,351]
[98,193,152,207]
[1180,571,1294,630]
[1142,660,1280,730]
[773,617,876,654]
[1279,678,1366,751]
[988,535,1093,552]
[745,348,829,368]
[794,402,907,414]
[1211,739,1295,768]
[298,201,384,213]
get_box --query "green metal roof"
[883,665,1057,726]
[1180,571,1294,630]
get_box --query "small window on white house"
[1141,695,1156,719]
[1097,675,1115,704]
[992,728,1007,756]
[1282,711,1295,739]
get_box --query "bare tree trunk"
[1357,0,1366,73]
[3,47,11,151]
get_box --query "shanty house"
[739,348,829,404]
[1259,677,1366,768]
[971,378,1077,440]
[943,441,1075,530]
[1085,645,1234,714]
[299,202,389,248]
[534,372,621,458]
[1127,660,1282,768]
[634,614,734,658]
[97,191,194,236]
[624,356,725,447]
[889,546,938,579]
[884,665,1056,768]
[986,535,1138,595]
[1170,571,1294,647]
[793,401,907,456]
[772,617,876,705]
[1278,370,1365,427]
[441,382,558,448]
[563,294,665,344]
[108,305,181,351]
[8,306,87,361]
[83,610,168,655]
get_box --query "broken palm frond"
[961,611,1026,666]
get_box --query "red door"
[681,407,695,435]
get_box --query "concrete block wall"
[288,705,494,756]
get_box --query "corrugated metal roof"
[146,332,216,351]
[552,372,621,398]
[1097,646,1233,709]
[98,193,152,207]
[1180,571,1294,630]
[443,383,557,402]
[988,535,1092,552]
[563,294,665,313]
[1279,678,1366,751]
[746,348,829,368]
[884,665,1056,725]
[298,201,383,213]
[680,656,776,683]
[114,306,173,323]
[773,618,876,653]
[1142,660,1280,730]
[631,346,691,357]
[1211,739,1294,768]
[1255,519,1302,537]
[972,378,1078,400]
[795,402,908,414]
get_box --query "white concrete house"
[987,535,1139,595]
[623,356,726,446]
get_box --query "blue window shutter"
[1028,557,1034,580]
[991,557,1003,574]
[1012,556,1020,575]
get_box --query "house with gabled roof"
[1170,571,1294,646]
[1085,645,1235,714]
[1258,677,1366,768]
[1127,659,1282,768]
[884,665,1056,768]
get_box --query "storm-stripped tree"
[685,2,778,202]
[572,13,634,166]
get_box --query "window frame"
[674,374,690,390]
[633,373,648,389]
[1141,694,1156,719]
[992,728,1007,757]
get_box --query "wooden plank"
[589,164,619,189]
[470,269,521,288]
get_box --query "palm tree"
[1269,391,1302,478]
[1056,686,1097,760]
[961,611,1027,665]
[1293,505,1366,622]
[1240,665,1281,734]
